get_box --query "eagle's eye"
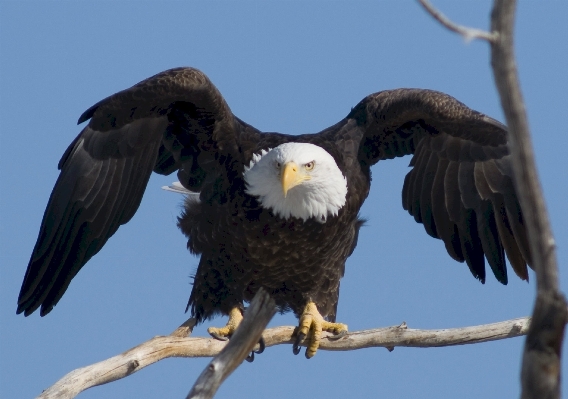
[304,161,315,171]
[275,162,281,169]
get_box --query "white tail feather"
[161,181,199,196]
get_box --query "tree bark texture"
[489,1,566,398]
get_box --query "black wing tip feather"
[15,304,28,316]
[16,261,43,316]
[18,239,101,317]
[16,303,54,317]
[17,271,57,317]
[16,296,51,317]
[17,252,88,317]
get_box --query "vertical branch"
[417,0,566,397]
[490,0,558,292]
[489,1,567,398]
[186,288,276,399]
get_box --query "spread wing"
[18,67,250,316]
[351,89,532,284]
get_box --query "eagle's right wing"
[18,68,245,316]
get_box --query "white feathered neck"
[243,143,347,222]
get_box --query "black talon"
[292,343,301,355]
[254,336,265,354]
[246,351,254,362]
[209,331,230,341]
[293,332,306,355]
[327,330,347,340]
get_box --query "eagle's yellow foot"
[293,302,348,359]
[207,307,243,341]
[208,307,265,362]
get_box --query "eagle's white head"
[243,142,348,222]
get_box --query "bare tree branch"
[417,0,497,42]
[187,288,276,399]
[489,1,558,292]
[489,1,567,398]
[36,317,196,399]
[37,316,537,399]
[418,0,567,398]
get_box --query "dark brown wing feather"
[350,89,532,283]
[17,68,243,316]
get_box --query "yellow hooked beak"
[281,162,310,198]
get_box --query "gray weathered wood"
[186,288,276,399]
[36,317,196,399]
[489,2,567,398]
[36,316,539,399]
[417,0,497,42]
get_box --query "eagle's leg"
[293,301,348,359]
[207,307,243,341]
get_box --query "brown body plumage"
[179,171,366,322]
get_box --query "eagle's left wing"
[350,89,531,284]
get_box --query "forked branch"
[417,0,497,42]
[490,2,567,398]
[187,288,276,399]
[38,316,533,399]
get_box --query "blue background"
[1,1,567,398]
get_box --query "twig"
[488,1,567,398]
[37,316,536,399]
[187,288,276,399]
[417,0,497,42]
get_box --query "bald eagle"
[17,67,531,358]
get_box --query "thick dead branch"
[489,1,567,398]
[489,0,559,292]
[37,316,535,399]
[417,0,497,42]
[419,0,567,398]
[187,288,276,399]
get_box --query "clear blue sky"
[1,1,566,398]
